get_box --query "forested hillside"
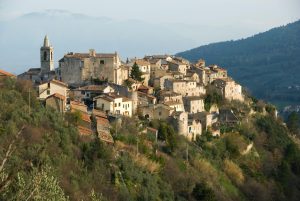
[1,78,300,201]
[177,20,300,108]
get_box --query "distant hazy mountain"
[177,20,300,108]
[0,9,265,74]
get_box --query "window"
[100,60,105,64]
[101,103,104,110]
[43,51,47,61]
[81,91,85,95]
[114,103,117,107]
[47,83,50,88]
[51,52,53,60]
[47,90,50,95]
[119,103,121,107]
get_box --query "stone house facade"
[58,50,126,86]
[94,93,133,117]
[183,96,205,114]
[164,79,206,97]
[45,93,66,113]
[213,78,244,101]
[38,79,68,100]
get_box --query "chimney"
[89,49,96,57]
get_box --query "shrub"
[223,159,245,185]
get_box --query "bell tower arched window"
[43,51,47,61]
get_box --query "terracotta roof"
[127,78,141,84]
[78,126,93,136]
[159,90,181,97]
[98,131,114,144]
[81,112,91,123]
[122,97,132,102]
[147,127,158,133]
[70,101,88,112]
[137,91,156,99]
[164,101,182,106]
[168,60,185,65]
[138,85,149,90]
[135,59,150,66]
[64,53,117,59]
[50,79,68,87]
[0,69,16,77]
[183,96,203,101]
[71,101,86,107]
[76,85,108,91]
[96,116,109,125]
[93,109,108,118]
[46,93,66,100]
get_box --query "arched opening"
[43,51,47,61]
[145,114,150,119]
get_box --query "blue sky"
[0,0,299,73]
[1,0,299,28]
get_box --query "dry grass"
[223,159,245,185]
[132,154,160,173]
[115,141,160,173]
[192,158,219,186]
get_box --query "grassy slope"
[1,78,300,201]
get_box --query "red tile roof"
[98,131,114,144]
[46,93,66,100]
[51,79,68,87]
[96,117,109,126]
[78,126,93,136]
[81,113,91,123]
[93,109,108,118]
[64,53,117,59]
[0,69,16,77]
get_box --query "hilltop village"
[15,35,248,142]
[3,35,300,201]
[2,36,248,143]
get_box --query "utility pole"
[136,138,139,157]
[155,130,158,155]
[28,88,31,115]
[186,143,189,163]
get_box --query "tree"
[286,112,299,135]
[192,182,216,201]
[130,62,144,82]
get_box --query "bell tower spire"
[40,35,54,74]
[43,35,50,47]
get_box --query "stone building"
[187,119,202,141]
[94,93,133,117]
[153,74,173,90]
[139,104,174,120]
[164,79,206,97]
[71,85,114,102]
[38,79,68,100]
[169,111,188,136]
[183,96,205,114]
[158,90,183,103]
[40,35,54,75]
[212,78,244,101]
[45,93,66,113]
[168,60,187,75]
[164,101,185,112]
[58,49,127,86]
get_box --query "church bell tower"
[40,35,54,74]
